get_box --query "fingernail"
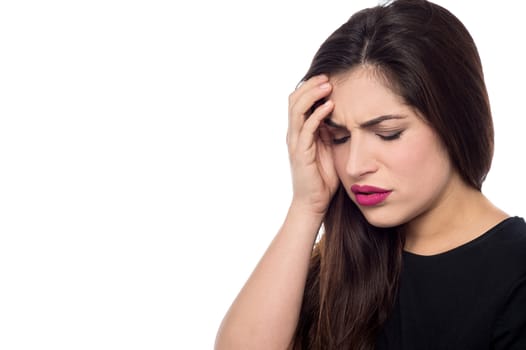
[319,82,330,90]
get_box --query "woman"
[215,0,526,349]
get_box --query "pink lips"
[350,185,392,207]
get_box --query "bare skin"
[323,67,508,256]
[215,75,336,350]
[215,69,508,349]
[403,178,508,256]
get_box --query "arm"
[215,75,337,350]
[215,204,323,350]
[492,275,526,349]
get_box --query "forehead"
[329,66,412,125]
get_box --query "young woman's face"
[325,66,456,228]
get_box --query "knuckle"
[289,105,301,119]
[288,90,297,105]
[295,80,305,90]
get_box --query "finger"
[316,136,339,193]
[318,123,333,146]
[296,99,334,152]
[288,77,331,149]
[288,75,328,136]
[289,74,327,101]
[289,78,331,120]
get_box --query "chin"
[359,208,408,229]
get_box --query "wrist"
[281,201,325,244]
[288,200,327,223]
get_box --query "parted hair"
[290,0,493,348]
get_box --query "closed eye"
[377,131,403,141]
[333,136,350,145]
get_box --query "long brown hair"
[291,0,494,348]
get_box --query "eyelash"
[332,131,403,144]
[333,136,350,145]
[378,131,403,141]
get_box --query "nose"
[345,134,378,178]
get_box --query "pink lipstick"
[350,185,392,207]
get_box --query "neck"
[403,174,508,256]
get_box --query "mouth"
[350,185,392,207]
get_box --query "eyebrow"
[324,114,407,129]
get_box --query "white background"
[0,1,524,349]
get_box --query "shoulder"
[486,217,526,292]
[454,216,526,262]
[471,217,526,348]
[493,216,526,241]
[488,216,526,260]
[456,216,526,291]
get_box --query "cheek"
[392,132,452,191]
